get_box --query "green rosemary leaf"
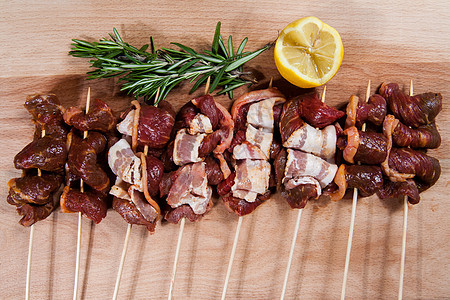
[150,36,155,54]
[209,67,226,93]
[190,71,215,94]
[196,54,223,64]
[139,44,149,52]
[112,28,123,42]
[236,37,248,55]
[225,45,268,72]
[228,35,234,56]
[171,42,197,55]
[218,35,229,58]
[217,81,247,94]
[178,58,200,74]
[211,22,221,55]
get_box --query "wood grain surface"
[1,1,449,299]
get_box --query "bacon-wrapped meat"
[219,88,285,216]
[328,164,384,202]
[377,180,420,204]
[337,126,387,165]
[60,186,108,224]
[14,136,67,171]
[280,96,341,162]
[117,101,175,149]
[390,117,441,149]
[64,98,116,132]
[110,180,159,232]
[379,82,442,127]
[345,94,387,128]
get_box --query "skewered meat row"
[162,94,232,223]
[59,98,116,223]
[218,88,285,215]
[7,81,443,227]
[7,94,68,226]
[333,82,442,204]
[109,100,174,232]
[276,91,342,208]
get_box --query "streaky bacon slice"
[166,162,212,215]
[284,149,337,189]
[231,159,271,202]
[173,129,205,166]
[108,138,143,189]
[231,87,285,122]
[233,141,267,160]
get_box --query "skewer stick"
[112,223,132,300]
[221,215,243,300]
[167,80,210,300]
[168,217,186,300]
[279,86,327,300]
[25,127,46,300]
[341,80,371,300]
[74,87,91,300]
[398,80,413,300]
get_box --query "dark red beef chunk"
[274,148,287,190]
[379,82,442,127]
[279,98,304,144]
[16,200,58,227]
[138,102,175,148]
[165,204,204,224]
[353,131,387,165]
[192,94,221,129]
[174,101,198,133]
[145,155,165,198]
[60,186,108,224]
[67,132,109,193]
[345,165,383,197]
[198,131,221,157]
[24,94,64,130]
[14,136,67,171]
[217,172,236,196]
[281,184,318,209]
[112,197,156,233]
[222,193,267,216]
[392,121,441,149]
[7,173,63,206]
[64,98,116,132]
[377,179,420,204]
[355,94,387,127]
[297,92,344,128]
[204,156,224,186]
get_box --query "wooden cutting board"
[1,1,449,299]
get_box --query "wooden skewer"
[341,80,371,300]
[73,87,91,300]
[167,78,211,300]
[221,215,243,300]
[25,128,46,300]
[398,80,413,300]
[279,86,327,300]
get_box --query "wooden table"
[1,1,449,299]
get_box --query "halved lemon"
[274,16,344,88]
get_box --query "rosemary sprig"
[69,22,271,105]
